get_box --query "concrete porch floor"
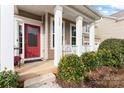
[15,60,57,81]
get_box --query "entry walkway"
[15,60,57,81]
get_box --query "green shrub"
[0,69,19,88]
[98,49,124,68]
[80,52,102,72]
[57,54,84,83]
[99,39,123,50]
[98,39,124,68]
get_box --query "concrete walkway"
[15,60,57,81]
[24,73,61,88]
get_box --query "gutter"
[84,5,103,18]
[94,15,124,26]
[102,16,124,22]
[83,5,103,24]
[63,5,93,23]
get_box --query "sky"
[91,5,124,16]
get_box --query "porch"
[0,5,101,71]
[14,5,101,65]
[15,60,56,81]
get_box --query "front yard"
[0,38,124,88]
[56,39,124,88]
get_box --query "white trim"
[15,15,42,26]
[50,17,54,49]
[21,23,25,63]
[40,21,44,59]
[14,18,19,57]
[14,15,43,61]
[62,21,65,46]
[50,16,65,49]
[70,23,76,47]
[44,13,48,59]
[14,20,25,63]
[24,57,41,61]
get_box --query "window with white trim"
[19,24,23,54]
[83,24,90,33]
[70,24,76,46]
[52,21,55,48]
[86,25,90,33]
[51,17,65,49]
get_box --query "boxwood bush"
[57,54,84,84]
[80,52,102,72]
[98,39,124,53]
[98,39,124,68]
[0,70,19,88]
[98,49,121,68]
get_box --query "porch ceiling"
[16,5,101,23]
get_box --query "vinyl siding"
[96,18,124,43]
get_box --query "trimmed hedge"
[57,38,124,87]
[98,39,124,53]
[80,52,102,72]
[98,39,124,68]
[57,54,84,83]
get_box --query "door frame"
[15,15,43,62]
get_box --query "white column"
[76,16,83,56]
[0,5,14,71]
[89,23,95,51]
[54,6,63,66]
[44,13,48,59]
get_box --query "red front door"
[25,24,40,58]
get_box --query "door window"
[27,26,38,47]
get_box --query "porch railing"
[62,45,77,55]
[62,45,99,55]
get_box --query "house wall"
[65,21,71,45]
[95,18,124,43]
[47,14,100,60]
[47,14,77,59]
[48,14,54,59]
[18,10,41,21]
[15,11,100,60]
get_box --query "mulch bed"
[17,80,24,88]
[56,79,86,88]
[56,66,124,88]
